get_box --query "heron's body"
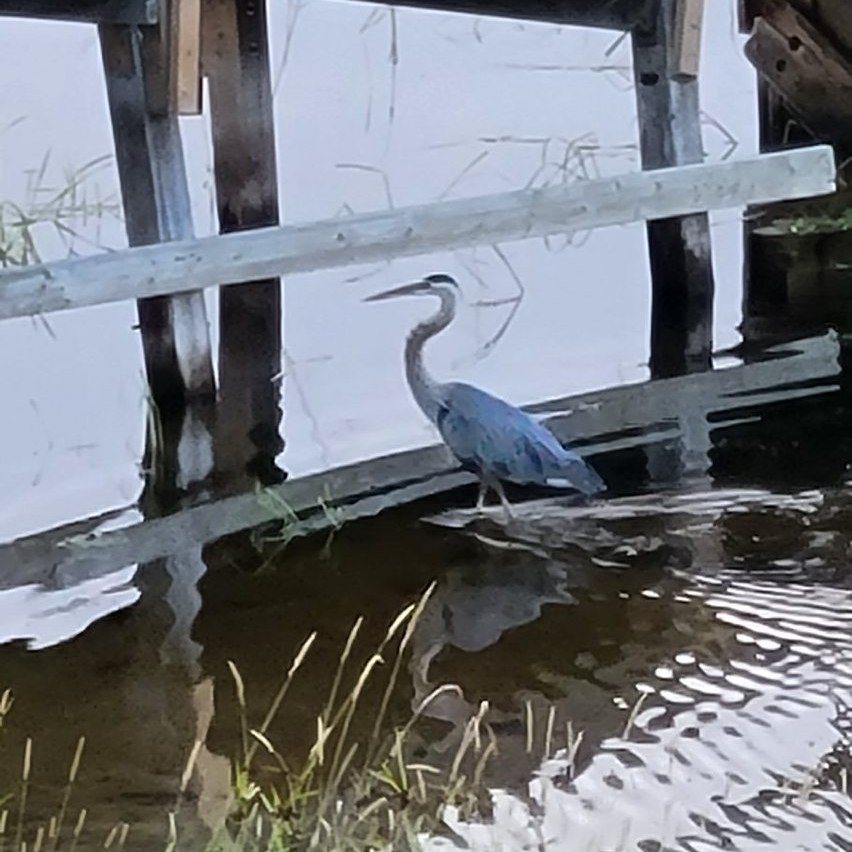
[367,273,605,516]
[435,381,604,495]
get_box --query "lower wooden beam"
[1,331,840,590]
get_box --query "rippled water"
[5,357,852,849]
[420,485,852,850]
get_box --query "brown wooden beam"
[331,0,655,31]
[669,0,705,80]
[176,0,202,114]
[0,0,156,24]
[810,0,852,59]
[745,0,852,153]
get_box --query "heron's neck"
[404,289,455,424]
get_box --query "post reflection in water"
[3,333,852,849]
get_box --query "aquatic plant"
[204,585,493,851]
[0,691,91,852]
[0,592,508,852]
[0,153,121,268]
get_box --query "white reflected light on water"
[420,579,852,851]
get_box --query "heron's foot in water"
[475,482,488,514]
[474,480,514,521]
[492,480,515,522]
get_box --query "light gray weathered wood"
[0,146,835,322]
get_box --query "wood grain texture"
[99,21,214,403]
[202,0,283,488]
[670,0,705,80]
[0,147,836,322]
[632,0,714,378]
[745,0,852,145]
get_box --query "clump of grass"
[0,695,95,852]
[761,209,852,236]
[204,586,500,851]
[0,152,121,268]
[1,591,577,852]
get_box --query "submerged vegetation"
[0,591,544,851]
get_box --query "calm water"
[4,2,852,850]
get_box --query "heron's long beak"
[363,281,426,302]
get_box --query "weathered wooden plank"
[632,0,714,379]
[0,331,840,590]
[745,0,852,147]
[811,0,852,58]
[332,0,654,30]
[0,0,156,23]
[670,0,705,80]
[99,20,214,403]
[202,0,284,489]
[177,0,201,114]
[0,146,836,322]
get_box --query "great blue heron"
[365,273,605,517]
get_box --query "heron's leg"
[475,480,489,513]
[492,479,514,521]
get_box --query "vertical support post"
[632,0,715,378]
[101,11,215,680]
[99,20,214,405]
[202,0,284,489]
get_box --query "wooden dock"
[1,0,850,577]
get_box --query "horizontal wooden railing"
[0,145,835,322]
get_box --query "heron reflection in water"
[365,273,605,518]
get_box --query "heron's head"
[364,273,460,303]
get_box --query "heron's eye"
[425,273,459,288]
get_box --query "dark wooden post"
[101,9,216,677]
[99,11,215,406]
[202,0,285,489]
[631,0,715,378]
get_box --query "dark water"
[4,335,852,849]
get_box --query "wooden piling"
[202,0,284,488]
[745,0,852,158]
[741,0,852,346]
[99,16,214,406]
[632,0,715,379]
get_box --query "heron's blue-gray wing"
[437,383,604,494]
